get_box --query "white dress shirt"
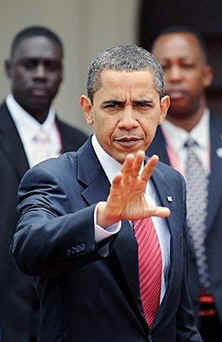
[92,134,170,302]
[6,94,62,167]
[161,109,210,176]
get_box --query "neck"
[28,111,49,124]
[12,95,50,124]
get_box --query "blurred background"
[0,0,138,134]
[1,0,222,134]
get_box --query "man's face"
[5,36,63,117]
[80,70,170,163]
[152,33,212,119]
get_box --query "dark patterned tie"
[134,217,162,327]
[185,138,210,288]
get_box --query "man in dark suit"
[0,26,87,341]
[12,44,202,341]
[150,27,222,341]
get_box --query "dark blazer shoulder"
[148,126,170,164]
[56,117,88,152]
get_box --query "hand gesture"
[97,150,170,227]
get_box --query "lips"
[31,88,49,97]
[114,136,143,148]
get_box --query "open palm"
[98,151,170,227]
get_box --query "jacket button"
[66,249,71,257]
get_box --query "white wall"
[0,0,138,133]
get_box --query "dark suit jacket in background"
[12,138,202,342]
[148,113,222,324]
[0,101,87,342]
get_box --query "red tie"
[134,217,162,327]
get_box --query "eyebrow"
[102,100,124,106]
[102,99,154,106]
[133,100,154,106]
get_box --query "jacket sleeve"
[176,177,203,342]
[11,162,111,277]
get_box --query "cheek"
[142,116,160,138]
[96,116,118,137]
[50,78,62,93]
[51,75,62,85]
[14,72,30,87]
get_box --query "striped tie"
[134,217,162,327]
[185,138,210,289]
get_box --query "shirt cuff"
[94,203,121,243]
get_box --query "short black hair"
[152,25,208,62]
[87,44,166,101]
[10,25,64,58]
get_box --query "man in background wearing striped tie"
[150,26,222,341]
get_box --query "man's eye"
[45,62,61,72]
[104,103,123,109]
[23,61,36,69]
[134,102,152,109]
[182,63,195,69]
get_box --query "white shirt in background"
[6,94,62,167]
[161,109,210,176]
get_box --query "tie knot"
[184,137,197,149]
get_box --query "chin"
[167,106,192,120]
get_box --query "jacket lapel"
[0,102,29,180]
[151,166,182,327]
[55,117,74,153]
[76,139,146,326]
[76,138,110,204]
[206,113,222,233]
[148,126,170,164]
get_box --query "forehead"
[97,69,158,98]
[12,36,62,61]
[152,33,204,61]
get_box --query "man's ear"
[159,95,170,124]
[4,59,12,79]
[203,65,213,88]
[79,95,94,126]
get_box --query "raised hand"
[97,150,171,228]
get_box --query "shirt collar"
[161,109,210,150]
[6,94,56,141]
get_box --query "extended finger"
[108,173,123,202]
[131,150,145,177]
[141,155,159,182]
[111,172,122,190]
[145,206,171,218]
[121,154,134,175]
[121,154,135,186]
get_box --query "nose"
[167,65,183,83]
[33,63,47,80]
[118,106,139,130]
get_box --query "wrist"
[97,202,120,228]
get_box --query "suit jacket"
[148,113,222,324]
[11,138,202,342]
[0,101,87,342]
